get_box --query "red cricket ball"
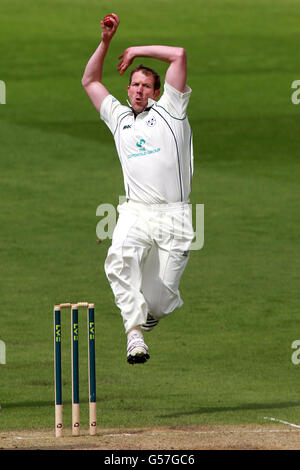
[103,14,114,28]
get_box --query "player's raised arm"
[117,45,187,93]
[82,13,120,112]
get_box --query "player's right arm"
[81,14,120,113]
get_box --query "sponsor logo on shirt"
[136,139,146,151]
[127,139,161,159]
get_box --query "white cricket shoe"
[127,330,150,365]
[141,313,159,331]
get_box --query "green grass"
[0,0,300,432]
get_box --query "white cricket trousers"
[104,200,194,333]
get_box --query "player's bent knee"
[146,290,183,320]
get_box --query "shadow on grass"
[3,400,300,415]
[157,401,300,418]
[1,400,82,409]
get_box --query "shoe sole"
[141,325,156,331]
[127,347,150,365]
[141,320,159,331]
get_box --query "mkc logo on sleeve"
[128,139,161,159]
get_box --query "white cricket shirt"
[100,81,194,204]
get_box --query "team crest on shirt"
[146,116,156,127]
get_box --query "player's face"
[127,71,160,114]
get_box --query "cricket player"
[82,14,195,364]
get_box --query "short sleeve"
[156,81,192,119]
[100,94,130,135]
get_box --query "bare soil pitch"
[0,424,300,450]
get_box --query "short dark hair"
[129,64,161,91]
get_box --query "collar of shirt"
[126,98,155,117]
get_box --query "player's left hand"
[117,47,135,75]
